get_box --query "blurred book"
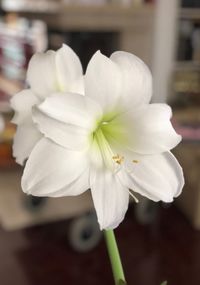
[177,21,200,63]
[0,14,48,167]
[175,125,200,142]
[192,28,200,62]
[173,68,200,96]
[0,15,47,81]
[173,108,200,142]
[177,20,193,61]
[109,0,144,5]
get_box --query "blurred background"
[0,0,199,284]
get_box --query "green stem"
[104,229,127,285]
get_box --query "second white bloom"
[11,44,84,165]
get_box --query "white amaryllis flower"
[22,51,184,230]
[11,44,84,165]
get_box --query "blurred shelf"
[181,140,200,144]
[0,170,93,230]
[1,2,155,66]
[180,7,200,21]
[175,61,200,71]
[3,3,154,31]
[2,2,153,14]
[174,107,200,122]
[2,0,60,13]
[60,3,154,14]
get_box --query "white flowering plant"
[11,44,184,285]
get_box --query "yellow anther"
[132,160,139,163]
[112,154,124,165]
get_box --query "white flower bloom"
[21,51,184,230]
[11,44,84,165]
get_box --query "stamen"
[112,154,124,165]
[132,160,139,163]
[129,190,139,203]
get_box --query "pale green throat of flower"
[90,111,129,171]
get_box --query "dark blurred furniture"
[172,2,200,230]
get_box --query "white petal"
[56,44,84,94]
[125,104,181,154]
[111,51,152,106]
[10,89,40,125]
[85,51,122,111]
[89,138,104,170]
[119,151,184,203]
[49,168,90,197]
[27,50,57,98]
[13,123,42,165]
[33,93,102,150]
[33,107,89,150]
[22,138,89,196]
[37,93,102,129]
[90,169,129,230]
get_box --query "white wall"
[152,0,179,103]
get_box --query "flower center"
[91,111,128,170]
